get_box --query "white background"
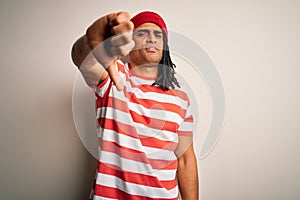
[0,0,299,199]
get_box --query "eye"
[154,30,163,38]
[137,31,147,37]
[137,33,145,37]
[155,33,162,38]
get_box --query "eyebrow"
[137,29,163,34]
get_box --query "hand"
[86,12,135,90]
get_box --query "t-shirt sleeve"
[93,60,125,98]
[94,75,111,98]
[177,99,194,136]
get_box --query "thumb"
[106,61,124,91]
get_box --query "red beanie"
[131,11,168,42]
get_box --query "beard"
[129,48,162,66]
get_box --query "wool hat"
[131,11,168,42]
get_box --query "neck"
[129,63,158,78]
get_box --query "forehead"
[135,22,162,30]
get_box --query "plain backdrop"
[0,0,300,200]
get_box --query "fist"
[86,12,135,68]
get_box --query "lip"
[144,46,159,52]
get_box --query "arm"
[71,35,108,86]
[176,139,199,200]
[71,12,135,90]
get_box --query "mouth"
[144,46,159,52]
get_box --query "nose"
[146,32,156,43]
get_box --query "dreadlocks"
[152,34,180,91]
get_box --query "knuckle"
[129,40,135,48]
[111,25,122,34]
[111,26,118,34]
[128,21,134,30]
[86,28,94,42]
[123,22,132,30]
[120,33,132,43]
[115,14,126,24]
[111,22,133,35]
[112,46,127,56]
[118,47,127,55]
[111,32,132,46]
[111,47,121,55]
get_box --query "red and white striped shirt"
[89,60,193,200]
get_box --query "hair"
[152,34,180,91]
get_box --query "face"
[129,23,164,67]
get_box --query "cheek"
[132,38,144,50]
[129,49,139,58]
[157,40,164,50]
[159,50,163,59]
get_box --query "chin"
[145,54,162,63]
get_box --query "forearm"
[177,148,199,200]
[71,35,92,67]
[71,35,108,86]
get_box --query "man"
[71,11,198,200]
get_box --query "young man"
[72,11,199,200]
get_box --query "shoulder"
[172,83,191,103]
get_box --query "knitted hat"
[131,11,168,42]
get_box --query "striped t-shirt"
[89,60,194,200]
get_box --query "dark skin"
[72,12,134,90]
[71,11,199,200]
